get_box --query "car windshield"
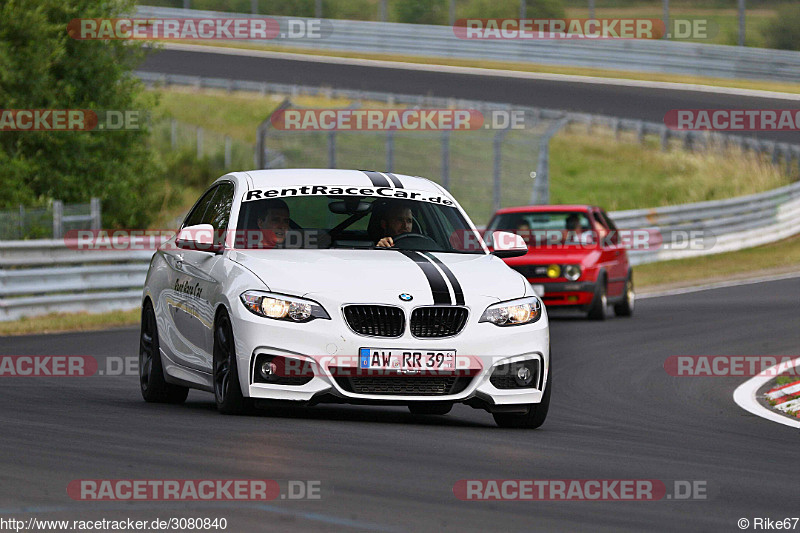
[487,211,593,246]
[234,194,485,254]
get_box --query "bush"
[393,0,448,25]
[461,0,565,20]
[765,5,800,51]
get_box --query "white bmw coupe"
[140,169,551,428]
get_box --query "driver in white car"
[376,202,414,248]
[256,199,291,247]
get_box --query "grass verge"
[0,309,140,337]
[635,233,800,289]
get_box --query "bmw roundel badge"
[399,293,413,302]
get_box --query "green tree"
[765,4,800,51]
[0,0,159,227]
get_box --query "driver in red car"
[376,202,414,248]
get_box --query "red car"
[486,205,634,320]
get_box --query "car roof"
[239,169,446,195]
[493,205,596,215]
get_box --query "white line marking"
[733,356,800,429]
[159,42,800,101]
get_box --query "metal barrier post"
[386,130,394,172]
[493,129,508,212]
[90,198,101,231]
[441,130,450,190]
[196,127,203,159]
[52,200,63,239]
[328,131,336,168]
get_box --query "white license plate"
[532,284,545,297]
[359,348,457,371]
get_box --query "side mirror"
[490,231,528,258]
[176,223,222,253]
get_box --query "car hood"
[228,249,527,305]
[505,246,601,266]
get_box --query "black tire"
[613,272,635,317]
[587,275,608,321]
[139,301,189,404]
[408,402,453,415]
[213,310,253,415]
[492,367,551,429]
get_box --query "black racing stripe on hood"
[421,252,465,306]
[398,250,452,305]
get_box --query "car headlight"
[479,296,542,326]
[564,264,582,281]
[240,291,330,322]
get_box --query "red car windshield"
[487,211,594,246]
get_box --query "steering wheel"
[388,232,441,250]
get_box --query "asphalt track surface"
[2,278,798,532]
[140,48,800,144]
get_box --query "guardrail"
[135,5,800,83]
[0,240,153,321]
[611,180,800,266]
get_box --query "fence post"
[90,198,101,231]
[493,129,508,212]
[170,119,177,149]
[441,130,450,190]
[196,127,203,159]
[224,136,232,168]
[613,118,621,140]
[660,125,669,151]
[328,131,336,168]
[251,0,258,14]
[18,205,24,240]
[636,121,645,144]
[386,130,394,172]
[531,118,569,205]
[52,200,63,240]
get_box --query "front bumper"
[230,301,550,407]
[528,280,596,307]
